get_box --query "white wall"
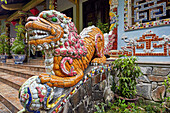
[79,0,88,31]
[57,0,76,25]
[57,0,88,32]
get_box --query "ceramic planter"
[12,54,26,64]
[0,55,7,63]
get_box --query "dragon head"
[26,10,87,58]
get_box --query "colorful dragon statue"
[19,10,114,112]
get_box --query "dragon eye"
[51,17,58,22]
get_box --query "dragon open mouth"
[28,30,49,40]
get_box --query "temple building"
[0,0,170,62]
[0,0,170,112]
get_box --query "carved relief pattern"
[124,0,170,31]
[134,0,166,22]
[109,30,170,56]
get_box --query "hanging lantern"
[30,7,39,16]
[11,20,17,26]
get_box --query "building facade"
[115,0,170,62]
[58,0,170,62]
[0,0,170,62]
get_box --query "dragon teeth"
[37,45,43,51]
[28,30,49,40]
[43,43,51,50]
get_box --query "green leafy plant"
[112,55,143,99]
[41,50,45,59]
[0,34,9,55]
[95,99,166,113]
[41,50,45,55]
[87,22,93,26]
[11,24,26,54]
[163,74,170,109]
[94,102,107,113]
[96,21,109,33]
[107,99,143,113]
[87,20,109,33]
[144,104,164,113]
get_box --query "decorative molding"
[22,0,45,11]
[7,0,45,21]
[109,0,119,30]
[1,3,23,10]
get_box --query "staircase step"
[0,102,11,113]
[0,63,45,72]
[6,59,14,64]
[0,82,23,113]
[0,72,27,90]
[0,66,43,79]
[27,58,44,66]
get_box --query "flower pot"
[0,55,7,63]
[12,54,26,64]
[114,94,139,104]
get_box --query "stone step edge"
[0,76,21,90]
[0,63,45,72]
[0,93,20,113]
[0,102,12,113]
[1,63,45,68]
[0,67,33,79]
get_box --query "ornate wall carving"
[124,0,170,31]
[109,30,170,56]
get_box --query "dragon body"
[19,10,111,112]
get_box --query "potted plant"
[112,55,143,102]
[0,34,9,63]
[11,24,26,64]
